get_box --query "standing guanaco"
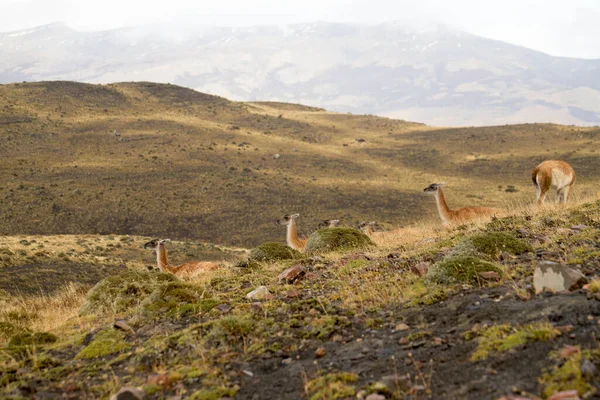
[276,214,307,251]
[531,160,575,205]
[143,239,220,278]
[423,183,499,225]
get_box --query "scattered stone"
[286,289,301,298]
[478,271,501,280]
[246,286,274,301]
[278,265,306,284]
[242,370,254,377]
[378,375,409,393]
[581,358,598,379]
[365,394,385,400]
[331,334,343,342]
[356,390,367,399]
[215,304,232,313]
[395,323,410,331]
[411,262,429,277]
[434,337,444,346]
[559,345,580,359]
[113,320,136,336]
[282,358,292,365]
[399,337,409,345]
[546,390,581,400]
[314,347,326,358]
[595,293,600,301]
[533,261,588,294]
[110,387,144,400]
[273,153,281,159]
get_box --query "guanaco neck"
[362,225,374,237]
[156,243,171,272]
[286,219,304,249]
[434,188,455,223]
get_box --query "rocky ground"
[1,200,600,400]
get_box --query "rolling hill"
[1,81,599,247]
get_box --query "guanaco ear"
[292,213,300,218]
[439,182,446,187]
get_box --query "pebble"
[314,347,327,358]
[395,323,410,331]
[110,387,145,400]
[215,304,232,313]
[246,286,274,301]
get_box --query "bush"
[426,256,503,284]
[305,228,374,254]
[468,232,532,258]
[79,270,178,315]
[248,242,302,262]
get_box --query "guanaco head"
[143,238,170,249]
[318,219,340,229]
[423,182,445,195]
[276,213,300,226]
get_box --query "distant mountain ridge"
[1,21,599,126]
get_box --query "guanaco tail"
[531,160,575,205]
[276,214,307,251]
[423,182,499,225]
[143,239,220,278]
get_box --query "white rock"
[533,261,588,294]
[246,285,274,301]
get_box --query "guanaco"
[531,160,575,205]
[423,182,499,225]
[317,219,340,229]
[143,239,220,278]
[357,221,378,237]
[276,214,307,251]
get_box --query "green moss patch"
[75,328,132,359]
[305,371,358,400]
[469,322,560,361]
[248,242,302,262]
[80,270,179,315]
[539,348,600,398]
[467,232,532,258]
[189,386,239,400]
[426,256,503,284]
[305,228,374,254]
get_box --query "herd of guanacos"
[143,159,576,279]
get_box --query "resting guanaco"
[423,183,499,225]
[143,239,220,278]
[317,219,340,229]
[276,214,307,251]
[531,160,575,205]
[357,221,378,237]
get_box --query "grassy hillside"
[1,81,599,247]
[1,198,600,399]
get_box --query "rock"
[273,153,281,159]
[570,225,589,231]
[331,334,343,342]
[314,347,326,358]
[356,390,367,399]
[395,323,410,331]
[281,358,292,365]
[365,394,385,400]
[595,293,600,301]
[559,345,580,359]
[246,286,274,301]
[113,320,136,336]
[581,358,598,378]
[533,261,588,294]
[378,374,409,393]
[286,289,301,298]
[478,271,501,280]
[546,390,581,400]
[215,304,232,313]
[110,387,144,400]
[278,265,306,284]
[411,262,429,277]
[399,337,409,345]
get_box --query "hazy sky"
[1,0,599,59]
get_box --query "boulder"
[278,265,306,284]
[533,261,588,294]
[246,286,274,301]
[110,387,144,400]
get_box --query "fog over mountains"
[1,21,599,126]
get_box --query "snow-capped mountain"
[1,21,599,126]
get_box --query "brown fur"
[424,183,499,225]
[276,214,308,251]
[532,160,575,205]
[145,239,220,278]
